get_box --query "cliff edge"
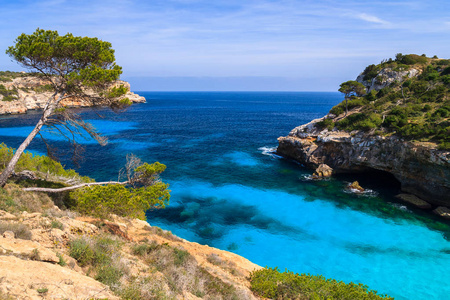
[277,54,450,212]
[0,72,145,115]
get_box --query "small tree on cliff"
[0,28,131,187]
[338,80,366,116]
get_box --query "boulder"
[312,164,333,178]
[0,236,59,263]
[348,181,365,193]
[396,194,432,209]
[433,206,450,219]
[0,256,118,300]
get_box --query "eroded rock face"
[356,67,421,92]
[0,76,145,115]
[277,119,450,207]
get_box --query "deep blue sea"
[0,92,449,300]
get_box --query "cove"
[1,92,449,299]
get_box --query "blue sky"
[1,0,449,91]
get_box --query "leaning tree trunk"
[0,93,61,187]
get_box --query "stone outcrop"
[356,67,420,92]
[0,76,145,115]
[277,118,450,208]
[433,206,450,219]
[395,193,432,209]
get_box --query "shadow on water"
[146,195,316,245]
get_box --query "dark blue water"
[1,92,449,300]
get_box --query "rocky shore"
[0,209,260,299]
[0,75,145,115]
[277,116,450,218]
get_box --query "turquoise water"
[0,92,449,299]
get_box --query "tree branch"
[23,180,129,193]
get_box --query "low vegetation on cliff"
[250,267,393,300]
[317,54,450,150]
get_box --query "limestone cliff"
[0,75,145,115]
[277,118,450,207]
[277,54,450,211]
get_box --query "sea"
[0,92,449,300]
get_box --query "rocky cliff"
[277,118,450,208]
[277,54,450,213]
[0,75,145,115]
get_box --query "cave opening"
[335,168,402,196]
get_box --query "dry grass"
[131,240,241,299]
[0,183,54,213]
[0,222,32,240]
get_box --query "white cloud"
[356,13,390,25]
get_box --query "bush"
[315,118,334,131]
[0,143,92,183]
[250,267,393,300]
[362,64,379,81]
[71,180,170,220]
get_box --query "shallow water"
[1,92,449,299]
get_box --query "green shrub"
[68,238,95,267]
[250,267,393,300]
[51,220,64,230]
[95,264,123,287]
[362,64,379,81]
[172,248,190,266]
[0,85,18,101]
[316,118,334,131]
[0,143,92,183]
[132,241,160,256]
[71,178,170,220]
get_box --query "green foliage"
[250,267,393,300]
[51,220,64,230]
[34,84,53,93]
[56,253,67,266]
[330,98,368,116]
[0,143,91,183]
[71,178,170,220]
[69,236,121,267]
[316,118,334,131]
[6,28,122,93]
[95,264,123,287]
[0,84,19,101]
[36,288,48,294]
[331,54,450,148]
[395,53,428,65]
[172,248,190,266]
[362,64,380,81]
[337,113,382,132]
[339,81,366,98]
[69,235,125,290]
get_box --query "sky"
[0,0,449,91]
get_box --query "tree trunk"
[0,93,61,187]
[23,180,128,193]
[345,98,348,116]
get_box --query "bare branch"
[23,181,129,193]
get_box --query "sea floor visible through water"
[0,92,449,300]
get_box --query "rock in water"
[312,164,333,178]
[348,181,364,193]
[395,194,432,209]
[433,206,450,219]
